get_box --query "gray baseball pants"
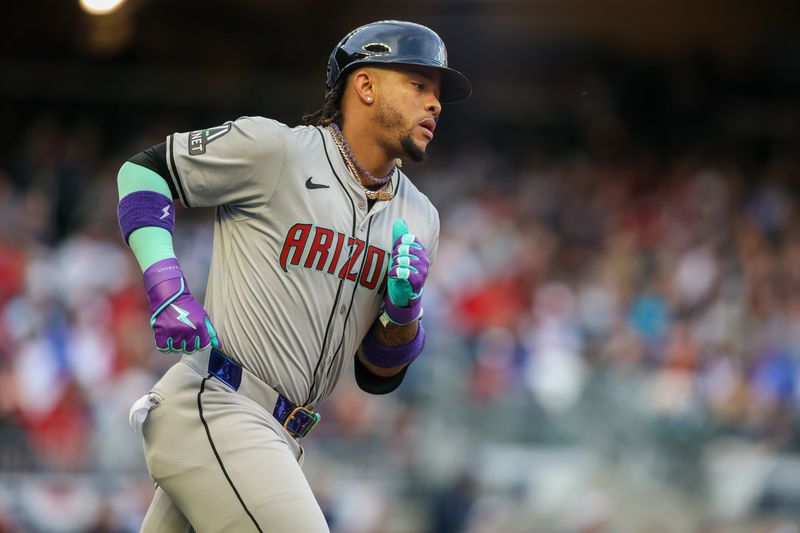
[138,356,329,532]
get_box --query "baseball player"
[118,20,471,532]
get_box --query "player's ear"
[351,69,376,105]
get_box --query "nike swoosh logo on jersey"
[305,177,330,190]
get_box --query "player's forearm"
[356,351,406,377]
[357,317,425,378]
[371,318,418,346]
[357,319,419,377]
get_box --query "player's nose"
[427,95,441,118]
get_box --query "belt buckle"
[283,406,321,438]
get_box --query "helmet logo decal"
[435,47,447,66]
[362,42,392,54]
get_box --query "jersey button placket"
[339,304,347,315]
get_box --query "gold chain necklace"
[328,125,395,201]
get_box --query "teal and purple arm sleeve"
[117,158,219,352]
[117,160,176,271]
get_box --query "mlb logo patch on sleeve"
[188,124,232,155]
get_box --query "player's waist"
[182,348,321,439]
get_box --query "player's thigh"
[185,383,329,532]
[143,370,328,532]
[140,485,193,533]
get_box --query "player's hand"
[143,258,220,354]
[384,218,430,325]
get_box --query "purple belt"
[204,348,321,439]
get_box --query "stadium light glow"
[79,0,127,15]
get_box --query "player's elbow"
[353,352,409,395]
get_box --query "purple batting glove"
[143,258,220,354]
[384,219,430,325]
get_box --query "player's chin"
[400,133,428,163]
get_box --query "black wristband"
[353,354,409,395]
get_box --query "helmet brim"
[339,58,472,103]
[439,66,472,103]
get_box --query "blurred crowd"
[425,145,800,449]
[2,80,800,533]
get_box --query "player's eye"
[412,82,425,91]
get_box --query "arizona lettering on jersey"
[279,222,389,291]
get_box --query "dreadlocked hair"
[302,78,345,127]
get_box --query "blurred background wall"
[1,1,800,531]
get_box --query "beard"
[400,133,426,163]
[377,100,427,163]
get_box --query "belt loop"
[208,348,243,390]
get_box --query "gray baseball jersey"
[164,116,440,408]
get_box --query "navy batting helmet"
[326,20,472,103]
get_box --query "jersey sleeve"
[425,205,440,265]
[166,116,286,213]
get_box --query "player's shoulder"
[229,115,291,135]
[396,170,435,207]
[237,116,317,133]
[243,117,324,147]
[229,117,323,156]
[395,169,440,225]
